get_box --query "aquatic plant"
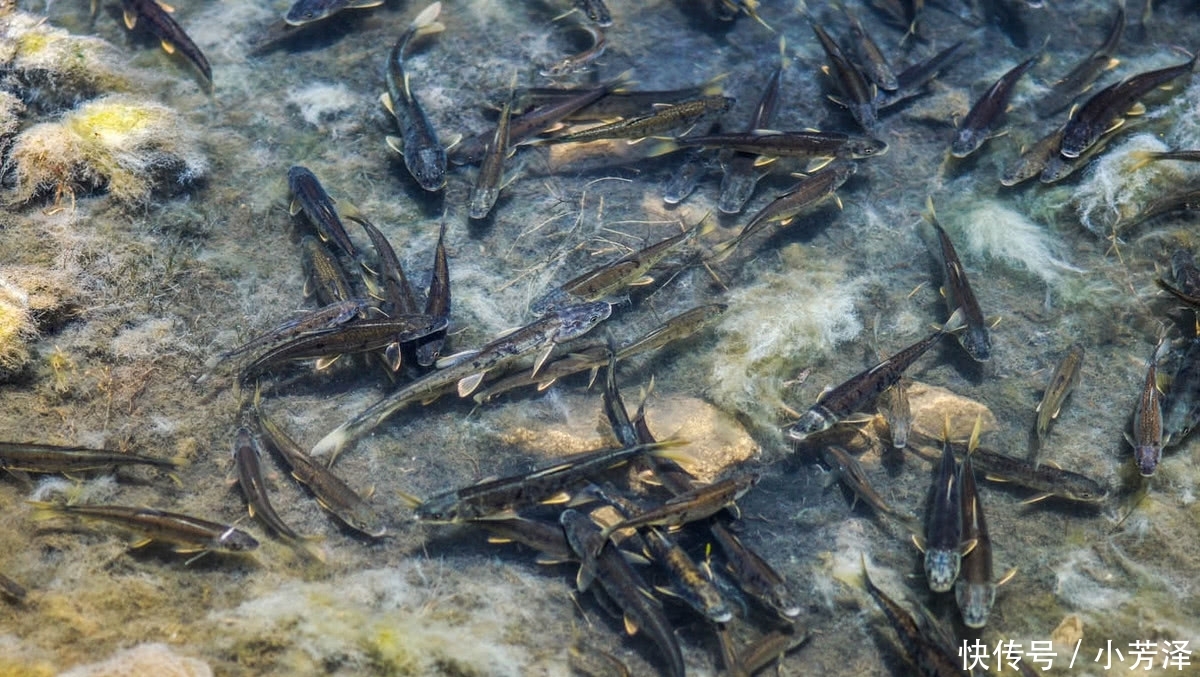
[940,197,1082,288]
[0,274,36,381]
[1074,134,1190,237]
[6,94,207,206]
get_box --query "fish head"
[216,527,260,552]
[1058,126,1088,160]
[414,495,460,523]
[407,150,448,192]
[954,580,996,629]
[768,584,802,619]
[958,327,992,362]
[846,137,888,159]
[717,171,758,215]
[1134,444,1161,477]
[283,0,340,26]
[554,301,613,341]
[344,507,388,538]
[950,129,983,159]
[924,548,961,593]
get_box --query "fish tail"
[397,490,423,510]
[26,500,67,522]
[409,2,442,32]
[941,306,967,335]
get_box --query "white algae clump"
[1074,134,1192,237]
[941,198,1082,288]
[7,94,207,205]
[59,644,213,677]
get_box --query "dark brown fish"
[810,21,878,132]
[861,557,968,677]
[928,200,990,362]
[29,502,259,554]
[0,442,181,475]
[876,41,965,110]
[676,130,888,161]
[1035,4,1125,116]
[348,214,418,316]
[233,427,302,541]
[288,166,357,258]
[950,54,1039,158]
[955,445,997,628]
[120,0,211,86]
[549,96,734,143]
[416,220,451,367]
[1129,339,1165,476]
[301,236,355,308]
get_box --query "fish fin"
[654,585,680,599]
[436,349,477,368]
[576,566,595,592]
[155,0,175,10]
[644,140,679,157]
[540,491,572,505]
[535,554,570,565]
[396,490,423,509]
[586,366,600,389]
[476,509,520,521]
[535,378,558,392]
[531,343,554,378]
[410,1,442,29]
[804,156,834,172]
[960,537,978,557]
[159,39,176,55]
[288,198,302,216]
[910,533,926,553]
[384,342,403,372]
[380,92,395,116]
[1019,493,1051,505]
[315,355,341,370]
[346,0,385,6]
[833,194,843,210]
[1125,102,1146,116]
[753,155,780,167]
[457,371,486,397]
[123,9,137,28]
[131,538,155,549]
[996,567,1018,587]
[623,615,639,635]
[385,135,404,156]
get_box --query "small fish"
[921,424,964,593]
[875,41,965,110]
[468,92,514,220]
[601,344,639,448]
[876,379,913,449]
[413,440,680,523]
[1128,339,1166,476]
[955,425,1009,629]
[719,56,784,214]
[662,143,714,205]
[542,24,607,77]
[598,474,758,541]
[560,509,685,677]
[283,0,382,26]
[530,224,701,315]
[301,236,355,308]
[1060,54,1197,159]
[710,520,800,619]
[120,0,211,86]
[1035,4,1125,117]
[714,160,856,259]
[239,315,447,381]
[1162,336,1200,447]
[0,441,182,475]
[233,427,303,541]
[1035,344,1085,452]
[1000,126,1065,187]
[382,3,448,191]
[518,75,726,122]
[217,300,367,364]
[810,20,878,133]
[549,96,734,144]
[29,502,259,555]
[821,446,918,529]
[676,130,888,161]
[910,436,1108,503]
[415,220,452,367]
[860,557,968,677]
[252,402,386,538]
[787,310,960,442]
[950,53,1039,159]
[845,7,898,91]
[288,166,357,258]
[349,215,419,316]
[927,199,991,362]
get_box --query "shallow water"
[1,0,1199,675]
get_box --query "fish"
[412,440,680,523]
[876,379,913,449]
[786,309,961,442]
[216,300,368,364]
[560,509,685,677]
[548,96,734,144]
[1130,149,1200,169]
[810,20,878,133]
[468,91,514,220]
[1040,117,1143,183]
[312,302,612,461]
[348,215,419,316]
[845,7,898,91]
[288,166,357,258]
[530,224,701,315]
[713,160,857,259]
[542,24,607,78]
[1162,336,1200,447]
[119,0,211,86]
[516,75,726,123]
[601,343,639,448]
[1060,54,1197,159]
[955,424,1008,629]
[479,516,574,564]
[300,236,355,308]
[1129,339,1166,476]
[1035,344,1085,453]
[875,41,965,110]
[662,143,714,205]
[920,422,965,593]
[860,557,969,677]
[927,198,991,362]
[252,401,386,538]
[415,220,451,367]
[283,0,382,26]
[675,130,888,162]
[1156,248,1200,307]
[710,520,801,619]
[0,441,182,475]
[1034,3,1125,116]
[1000,125,1065,187]
[233,427,302,541]
[382,3,448,191]
[718,52,784,215]
[821,446,919,529]
[29,502,259,555]
[598,473,758,541]
[238,314,447,381]
[950,54,1039,158]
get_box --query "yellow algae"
[0,276,35,380]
